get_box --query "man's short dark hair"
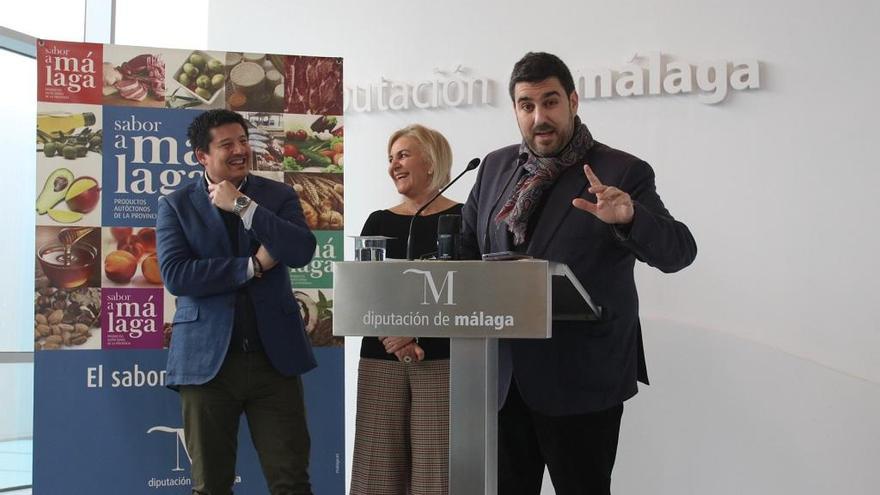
[508,52,576,101]
[187,109,249,153]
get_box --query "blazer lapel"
[487,164,522,253]
[526,164,589,258]
[189,184,232,255]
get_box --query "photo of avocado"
[36,164,102,227]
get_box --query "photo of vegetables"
[285,173,344,231]
[284,114,343,172]
[226,52,286,113]
[245,113,343,173]
[295,289,341,347]
[102,45,167,108]
[165,49,227,109]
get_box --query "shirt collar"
[203,171,249,192]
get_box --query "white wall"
[114,0,210,49]
[207,1,880,493]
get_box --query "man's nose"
[233,141,249,154]
[533,107,549,126]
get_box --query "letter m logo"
[403,269,456,305]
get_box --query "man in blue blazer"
[461,53,697,495]
[157,110,317,495]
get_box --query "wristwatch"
[232,195,252,216]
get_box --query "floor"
[0,439,31,494]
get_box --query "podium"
[333,259,599,494]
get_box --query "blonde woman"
[350,124,459,495]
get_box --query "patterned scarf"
[496,116,595,245]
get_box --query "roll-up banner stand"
[33,39,345,493]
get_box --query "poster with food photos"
[33,39,345,494]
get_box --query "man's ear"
[195,148,208,166]
[569,90,579,114]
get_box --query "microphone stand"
[406,158,480,260]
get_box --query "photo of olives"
[165,49,227,110]
[101,226,162,287]
[37,103,103,165]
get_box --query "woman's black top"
[358,204,463,360]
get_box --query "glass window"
[1,23,39,495]
[0,49,36,353]
[1,1,86,41]
[0,362,34,491]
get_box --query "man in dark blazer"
[157,110,317,495]
[461,52,697,495]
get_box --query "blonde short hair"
[387,124,452,192]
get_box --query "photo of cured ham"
[284,56,343,115]
[102,47,167,108]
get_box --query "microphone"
[407,157,481,260]
[436,214,462,260]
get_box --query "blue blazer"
[156,174,318,386]
[462,142,697,415]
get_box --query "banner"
[33,39,345,493]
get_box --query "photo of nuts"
[34,286,101,351]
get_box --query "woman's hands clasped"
[380,336,425,363]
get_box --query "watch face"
[236,196,249,206]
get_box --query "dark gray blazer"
[461,142,697,415]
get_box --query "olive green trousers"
[179,351,312,495]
